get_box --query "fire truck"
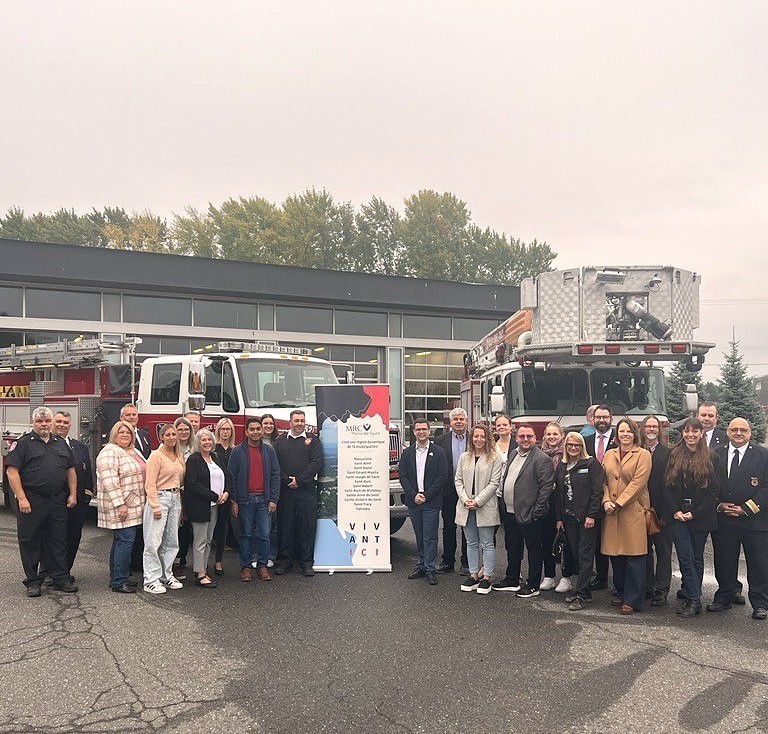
[461,265,713,433]
[0,339,407,531]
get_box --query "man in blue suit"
[708,417,768,620]
[398,419,449,585]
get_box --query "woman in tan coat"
[601,418,652,615]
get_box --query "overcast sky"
[2,1,766,382]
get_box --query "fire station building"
[0,238,520,432]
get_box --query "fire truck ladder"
[0,339,131,372]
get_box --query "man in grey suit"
[493,424,555,598]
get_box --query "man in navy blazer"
[399,419,449,585]
[708,417,768,620]
[698,402,729,449]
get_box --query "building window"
[403,348,465,431]
[194,299,256,330]
[403,314,451,340]
[103,293,122,322]
[25,288,101,321]
[0,286,23,317]
[134,336,160,355]
[123,295,192,326]
[0,330,23,348]
[388,313,402,338]
[334,309,387,337]
[258,303,275,331]
[150,362,182,405]
[160,337,191,355]
[453,317,499,341]
[276,305,332,334]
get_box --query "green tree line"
[0,189,555,285]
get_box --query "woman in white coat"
[455,423,503,595]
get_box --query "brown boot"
[256,566,272,581]
[240,567,252,582]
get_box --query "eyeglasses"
[565,443,582,448]
[730,428,749,433]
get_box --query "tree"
[279,189,355,271]
[716,340,767,443]
[665,360,703,424]
[351,197,405,276]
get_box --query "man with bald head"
[708,418,768,620]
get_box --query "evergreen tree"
[665,360,703,423]
[716,340,766,443]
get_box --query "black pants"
[277,487,317,568]
[213,501,230,563]
[592,516,610,583]
[712,523,768,610]
[177,519,193,565]
[502,508,544,589]
[542,505,577,578]
[41,498,89,578]
[564,516,597,598]
[646,525,673,596]
[441,490,468,569]
[130,524,144,573]
[17,492,69,587]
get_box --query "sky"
[2,1,766,382]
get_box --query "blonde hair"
[465,423,497,460]
[108,420,136,449]
[157,422,184,462]
[561,432,589,462]
[214,417,236,448]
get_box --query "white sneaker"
[555,576,574,593]
[539,577,557,591]
[267,560,275,568]
[161,578,183,590]
[143,582,167,595]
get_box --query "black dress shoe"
[408,568,427,579]
[427,572,438,586]
[706,600,733,613]
[26,584,42,598]
[734,593,747,606]
[53,581,78,593]
[434,563,454,574]
[752,607,767,620]
[126,579,139,588]
[111,583,137,594]
[43,577,54,587]
[651,593,668,607]
[273,565,290,576]
[589,578,608,591]
[302,567,315,577]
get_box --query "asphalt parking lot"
[0,507,767,734]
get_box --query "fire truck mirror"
[188,361,206,397]
[490,385,505,415]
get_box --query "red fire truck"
[0,339,407,531]
[461,265,712,434]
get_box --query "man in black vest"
[399,419,449,585]
[708,417,768,620]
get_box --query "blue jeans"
[611,554,647,610]
[408,505,440,573]
[110,526,138,588]
[463,511,496,577]
[238,495,271,568]
[671,522,708,601]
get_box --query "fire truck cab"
[461,266,713,434]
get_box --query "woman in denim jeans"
[455,424,502,595]
[143,423,185,595]
[662,417,721,618]
[96,421,146,594]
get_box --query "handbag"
[644,507,662,536]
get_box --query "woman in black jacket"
[555,432,605,610]
[662,417,720,618]
[184,428,229,588]
[212,418,235,576]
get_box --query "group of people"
[7,404,322,597]
[398,403,768,621]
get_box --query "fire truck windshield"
[237,359,338,408]
[503,366,666,417]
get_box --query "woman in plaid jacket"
[96,420,146,593]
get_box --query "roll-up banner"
[314,384,391,572]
